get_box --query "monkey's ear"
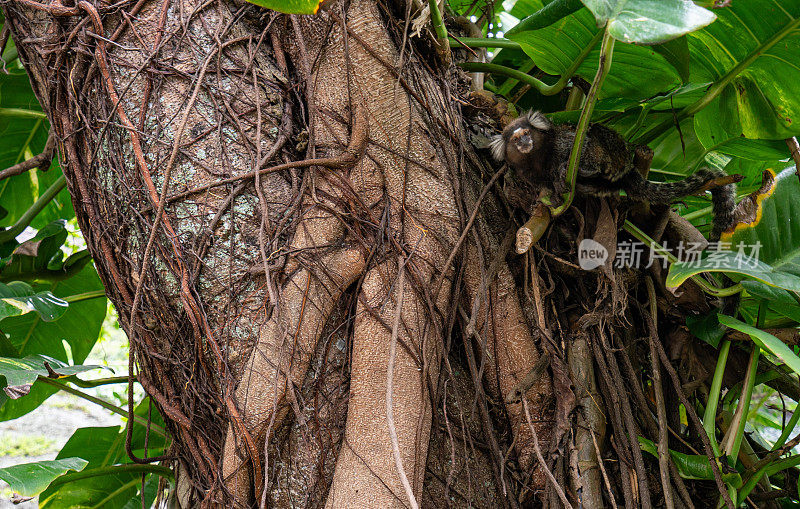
[527,110,553,131]
[489,134,506,161]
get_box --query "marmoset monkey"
[490,111,741,239]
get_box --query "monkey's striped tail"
[622,168,741,240]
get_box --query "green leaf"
[581,0,716,45]
[768,302,800,324]
[0,458,88,497]
[0,265,106,421]
[0,355,104,397]
[242,0,322,14]
[638,436,741,485]
[506,0,585,35]
[667,166,800,294]
[666,251,800,294]
[653,35,690,82]
[0,72,71,228]
[508,0,681,100]
[40,401,169,508]
[0,281,67,321]
[686,312,725,347]
[687,0,800,139]
[721,166,800,266]
[719,315,800,376]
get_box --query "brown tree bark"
[1,0,553,506]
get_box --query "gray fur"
[489,134,506,161]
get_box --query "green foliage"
[0,282,67,322]
[0,458,88,497]
[581,0,716,44]
[0,355,104,393]
[0,22,163,506]
[39,399,169,508]
[452,0,800,504]
[242,0,323,14]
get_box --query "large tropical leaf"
[0,355,104,399]
[40,400,169,509]
[581,0,716,45]
[687,0,800,139]
[666,165,800,299]
[0,281,67,322]
[0,73,72,228]
[0,264,106,420]
[506,0,681,101]
[0,458,88,497]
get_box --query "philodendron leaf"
[719,315,800,377]
[667,165,800,295]
[243,0,322,14]
[507,0,681,100]
[0,281,67,322]
[720,166,800,264]
[0,458,88,497]
[638,437,741,485]
[581,0,716,44]
[0,354,105,398]
[0,264,106,422]
[687,0,800,139]
[666,251,800,294]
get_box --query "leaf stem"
[46,463,173,490]
[448,37,520,49]
[37,376,167,437]
[0,107,47,119]
[0,174,67,243]
[428,0,448,42]
[63,290,107,303]
[459,29,601,99]
[551,29,615,216]
[636,15,800,145]
[703,339,730,457]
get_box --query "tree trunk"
[2,0,554,506]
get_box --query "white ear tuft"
[527,110,552,130]
[489,134,506,161]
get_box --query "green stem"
[428,0,448,42]
[727,345,760,461]
[459,29,601,99]
[67,375,135,388]
[0,107,47,120]
[448,37,520,49]
[63,290,107,303]
[0,174,67,243]
[622,221,744,298]
[703,339,731,457]
[459,62,561,96]
[498,61,536,97]
[37,376,167,437]
[636,15,800,145]
[772,391,800,451]
[46,464,173,490]
[737,454,800,505]
[551,30,614,216]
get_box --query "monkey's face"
[509,125,534,155]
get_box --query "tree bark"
[2,0,553,506]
